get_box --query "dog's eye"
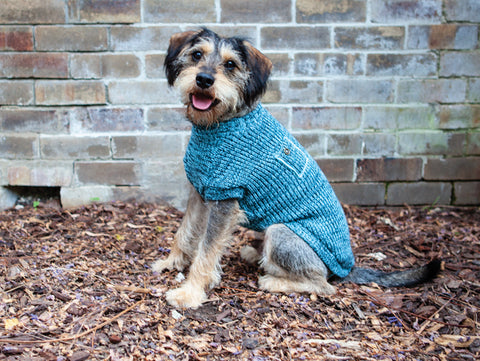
[192,51,203,62]
[224,60,237,70]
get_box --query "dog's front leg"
[152,186,207,273]
[166,199,241,309]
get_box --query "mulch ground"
[0,201,479,360]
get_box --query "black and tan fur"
[152,28,440,309]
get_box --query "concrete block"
[296,0,366,23]
[0,26,33,51]
[222,0,291,23]
[0,80,33,105]
[35,26,108,51]
[335,27,404,49]
[424,157,480,181]
[454,182,480,205]
[387,182,452,205]
[35,80,106,106]
[357,158,423,182]
[7,161,73,186]
[0,0,65,24]
[144,0,215,23]
[292,107,362,130]
[0,53,68,78]
[75,161,142,186]
[40,135,110,160]
[68,0,140,23]
[332,183,386,206]
[60,186,114,209]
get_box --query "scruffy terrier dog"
[152,28,440,309]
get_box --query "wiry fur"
[153,28,440,309]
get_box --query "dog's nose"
[196,73,215,89]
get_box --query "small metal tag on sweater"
[284,147,290,155]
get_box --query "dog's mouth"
[190,93,219,111]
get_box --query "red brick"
[357,158,422,182]
[0,54,68,78]
[0,26,33,51]
[68,0,140,23]
[424,157,480,181]
[316,159,355,182]
[332,183,385,206]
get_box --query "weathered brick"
[36,81,106,106]
[144,160,188,210]
[407,25,478,50]
[145,54,166,78]
[68,0,140,23]
[332,183,386,206]
[0,135,37,159]
[364,106,437,130]
[357,158,422,182]
[60,186,114,209]
[444,0,480,22]
[200,27,258,45]
[144,0,215,23]
[0,26,33,51]
[111,26,180,51]
[112,135,184,160]
[362,133,396,157]
[261,27,330,50]
[0,81,33,105]
[327,133,363,156]
[439,105,479,129]
[370,0,442,23]
[0,187,18,210]
[316,158,355,182]
[366,54,436,77]
[35,26,108,51]
[75,161,142,186]
[268,54,292,77]
[398,131,465,156]
[387,182,452,205]
[1,0,65,24]
[292,107,362,130]
[40,135,110,160]
[108,80,177,104]
[222,0,291,23]
[326,79,393,103]
[0,108,70,133]
[334,27,404,50]
[397,79,467,103]
[264,80,323,104]
[296,0,365,23]
[7,161,73,186]
[71,54,141,79]
[467,133,480,155]
[0,54,68,79]
[70,108,144,133]
[454,182,480,205]
[147,107,190,131]
[440,51,480,77]
[424,157,480,181]
[469,79,480,103]
[294,53,363,76]
[264,106,290,128]
[293,133,326,157]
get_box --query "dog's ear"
[164,30,198,86]
[243,42,272,106]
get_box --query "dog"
[152,28,440,309]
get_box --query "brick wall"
[0,0,479,209]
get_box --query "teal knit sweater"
[184,104,354,277]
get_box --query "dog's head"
[164,28,272,127]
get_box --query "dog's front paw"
[151,254,188,273]
[165,285,207,309]
[240,246,261,264]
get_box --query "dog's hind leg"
[258,224,336,295]
[152,186,207,273]
[166,199,243,308]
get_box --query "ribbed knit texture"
[184,104,354,277]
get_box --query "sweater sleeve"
[202,185,245,201]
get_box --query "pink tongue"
[192,94,213,110]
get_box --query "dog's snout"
[196,73,215,89]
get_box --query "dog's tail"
[336,259,441,288]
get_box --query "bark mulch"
[0,202,479,360]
